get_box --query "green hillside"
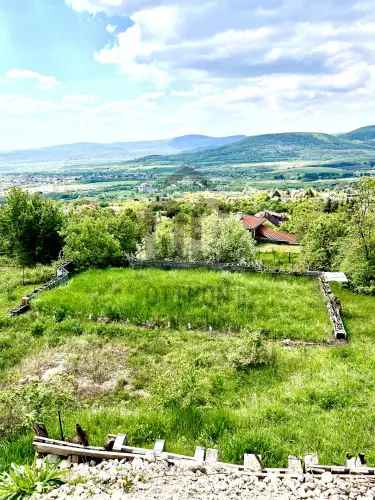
[132,132,375,167]
[341,126,375,142]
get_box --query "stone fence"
[128,258,321,278]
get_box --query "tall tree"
[340,178,375,288]
[0,188,63,265]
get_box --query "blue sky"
[1,0,375,150]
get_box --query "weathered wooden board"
[154,439,165,455]
[205,448,218,464]
[244,454,262,472]
[194,446,205,462]
[113,434,127,452]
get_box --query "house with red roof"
[241,214,298,245]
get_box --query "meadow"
[1,265,375,473]
[35,268,330,341]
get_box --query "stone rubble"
[33,457,375,500]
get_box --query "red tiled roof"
[257,226,298,245]
[241,215,267,230]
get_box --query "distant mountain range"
[132,127,375,167]
[2,126,375,170]
[0,134,245,166]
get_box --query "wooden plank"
[244,454,262,472]
[113,434,127,451]
[33,436,103,450]
[194,446,205,462]
[33,442,138,460]
[153,439,165,456]
[205,448,218,464]
[346,456,357,468]
[288,456,304,474]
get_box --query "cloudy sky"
[1,0,375,150]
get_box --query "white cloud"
[96,5,181,86]
[8,0,375,149]
[65,0,124,15]
[106,23,117,33]
[6,69,59,90]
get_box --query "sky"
[1,0,375,150]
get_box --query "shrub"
[229,330,275,371]
[0,382,75,440]
[0,461,66,498]
[31,320,45,337]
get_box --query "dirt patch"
[15,337,131,399]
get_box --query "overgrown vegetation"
[0,261,375,473]
[0,460,66,498]
[35,268,330,340]
[0,182,374,477]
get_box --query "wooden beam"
[153,439,165,456]
[33,441,137,461]
[243,454,262,472]
[205,448,218,464]
[194,446,205,462]
[113,434,127,452]
[288,456,304,474]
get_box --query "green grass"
[1,265,375,473]
[35,268,330,341]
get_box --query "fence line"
[8,259,348,343]
[128,258,321,278]
[9,261,72,316]
[319,277,347,340]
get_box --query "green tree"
[61,209,143,270]
[0,188,63,265]
[300,213,347,271]
[152,217,179,260]
[61,215,121,270]
[200,213,256,264]
[340,178,375,288]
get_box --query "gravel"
[33,457,375,499]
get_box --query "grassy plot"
[1,286,375,471]
[35,268,330,341]
[2,266,375,473]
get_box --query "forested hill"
[131,131,375,167]
[341,125,375,142]
[0,134,245,166]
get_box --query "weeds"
[0,461,66,499]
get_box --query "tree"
[200,213,256,264]
[109,209,144,255]
[300,213,347,271]
[61,216,121,270]
[0,188,63,265]
[282,198,323,238]
[61,209,143,270]
[151,218,181,260]
[340,178,375,288]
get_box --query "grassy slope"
[35,268,330,341]
[1,267,375,471]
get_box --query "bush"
[0,461,66,498]
[229,330,275,371]
[0,382,75,440]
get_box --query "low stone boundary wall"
[129,259,347,342]
[128,258,321,278]
[9,261,72,316]
[319,277,347,340]
[9,259,348,342]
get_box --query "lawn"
[1,266,375,472]
[35,268,331,341]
